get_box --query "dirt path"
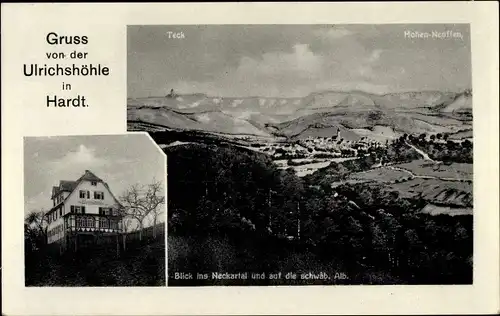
[405,140,436,162]
[385,165,466,182]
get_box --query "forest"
[167,142,472,286]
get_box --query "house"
[44,170,123,252]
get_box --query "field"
[341,161,473,213]
[393,160,472,180]
[275,157,359,177]
[420,204,472,216]
[348,167,411,183]
[385,177,472,207]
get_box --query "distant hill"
[128,90,473,141]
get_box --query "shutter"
[82,206,86,214]
[71,205,74,213]
[98,207,102,215]
[87,191,90,199]
[102,192,105,200]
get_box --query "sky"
[127,24,471,98]
[23,134,166,217]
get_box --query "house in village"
[44,170,123,252]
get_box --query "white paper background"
[2,2,499,315]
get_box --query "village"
[248,129,386,161]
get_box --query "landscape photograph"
[24,134,166,286]
[127,24,473,285]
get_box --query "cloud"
[353,49,384,79]
[169,44,325,97]
[368,49,383,63]
[46,144,105,174]
[26,145,104,212]
[235,43,323,79]
[314,27,354,39]
[67,145,100,164]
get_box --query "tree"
[430,134,436,141]
[119,180,165,240]
[147,180,166,238]
[446,140,455,150]
[25,209,48,247]
[462,139,472,149]
[116,204,137,251]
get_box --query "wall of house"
[53,191,70,206]
[64,180,119,215]
[47,205,65,244]
[46,181,120,244]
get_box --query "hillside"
[166,142,473,285]
[128,90,473,141]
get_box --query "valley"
[128,89,473,219]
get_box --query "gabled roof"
[76,170,103,183]
[48,170,123,213]
[51,180,78,198]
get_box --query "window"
[85,217,95,227]
[99,207,115,216]
[94,191,104,200]
[59,208,62,216]
[71,205,86,214]
[110,220,118,230]
[91,181,97,186]
[79,190,90,199]
[99,217,109,229]
[76,216,95,228]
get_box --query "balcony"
[64,214,123,233]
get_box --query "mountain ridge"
[128,89,473,141]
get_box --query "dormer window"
[91,181,97,186]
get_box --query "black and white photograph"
[127,24,473,286]
[24,134,166,286]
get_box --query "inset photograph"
[128,24,473,286]
[24,133,166,286]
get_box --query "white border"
[2,2,499,315]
